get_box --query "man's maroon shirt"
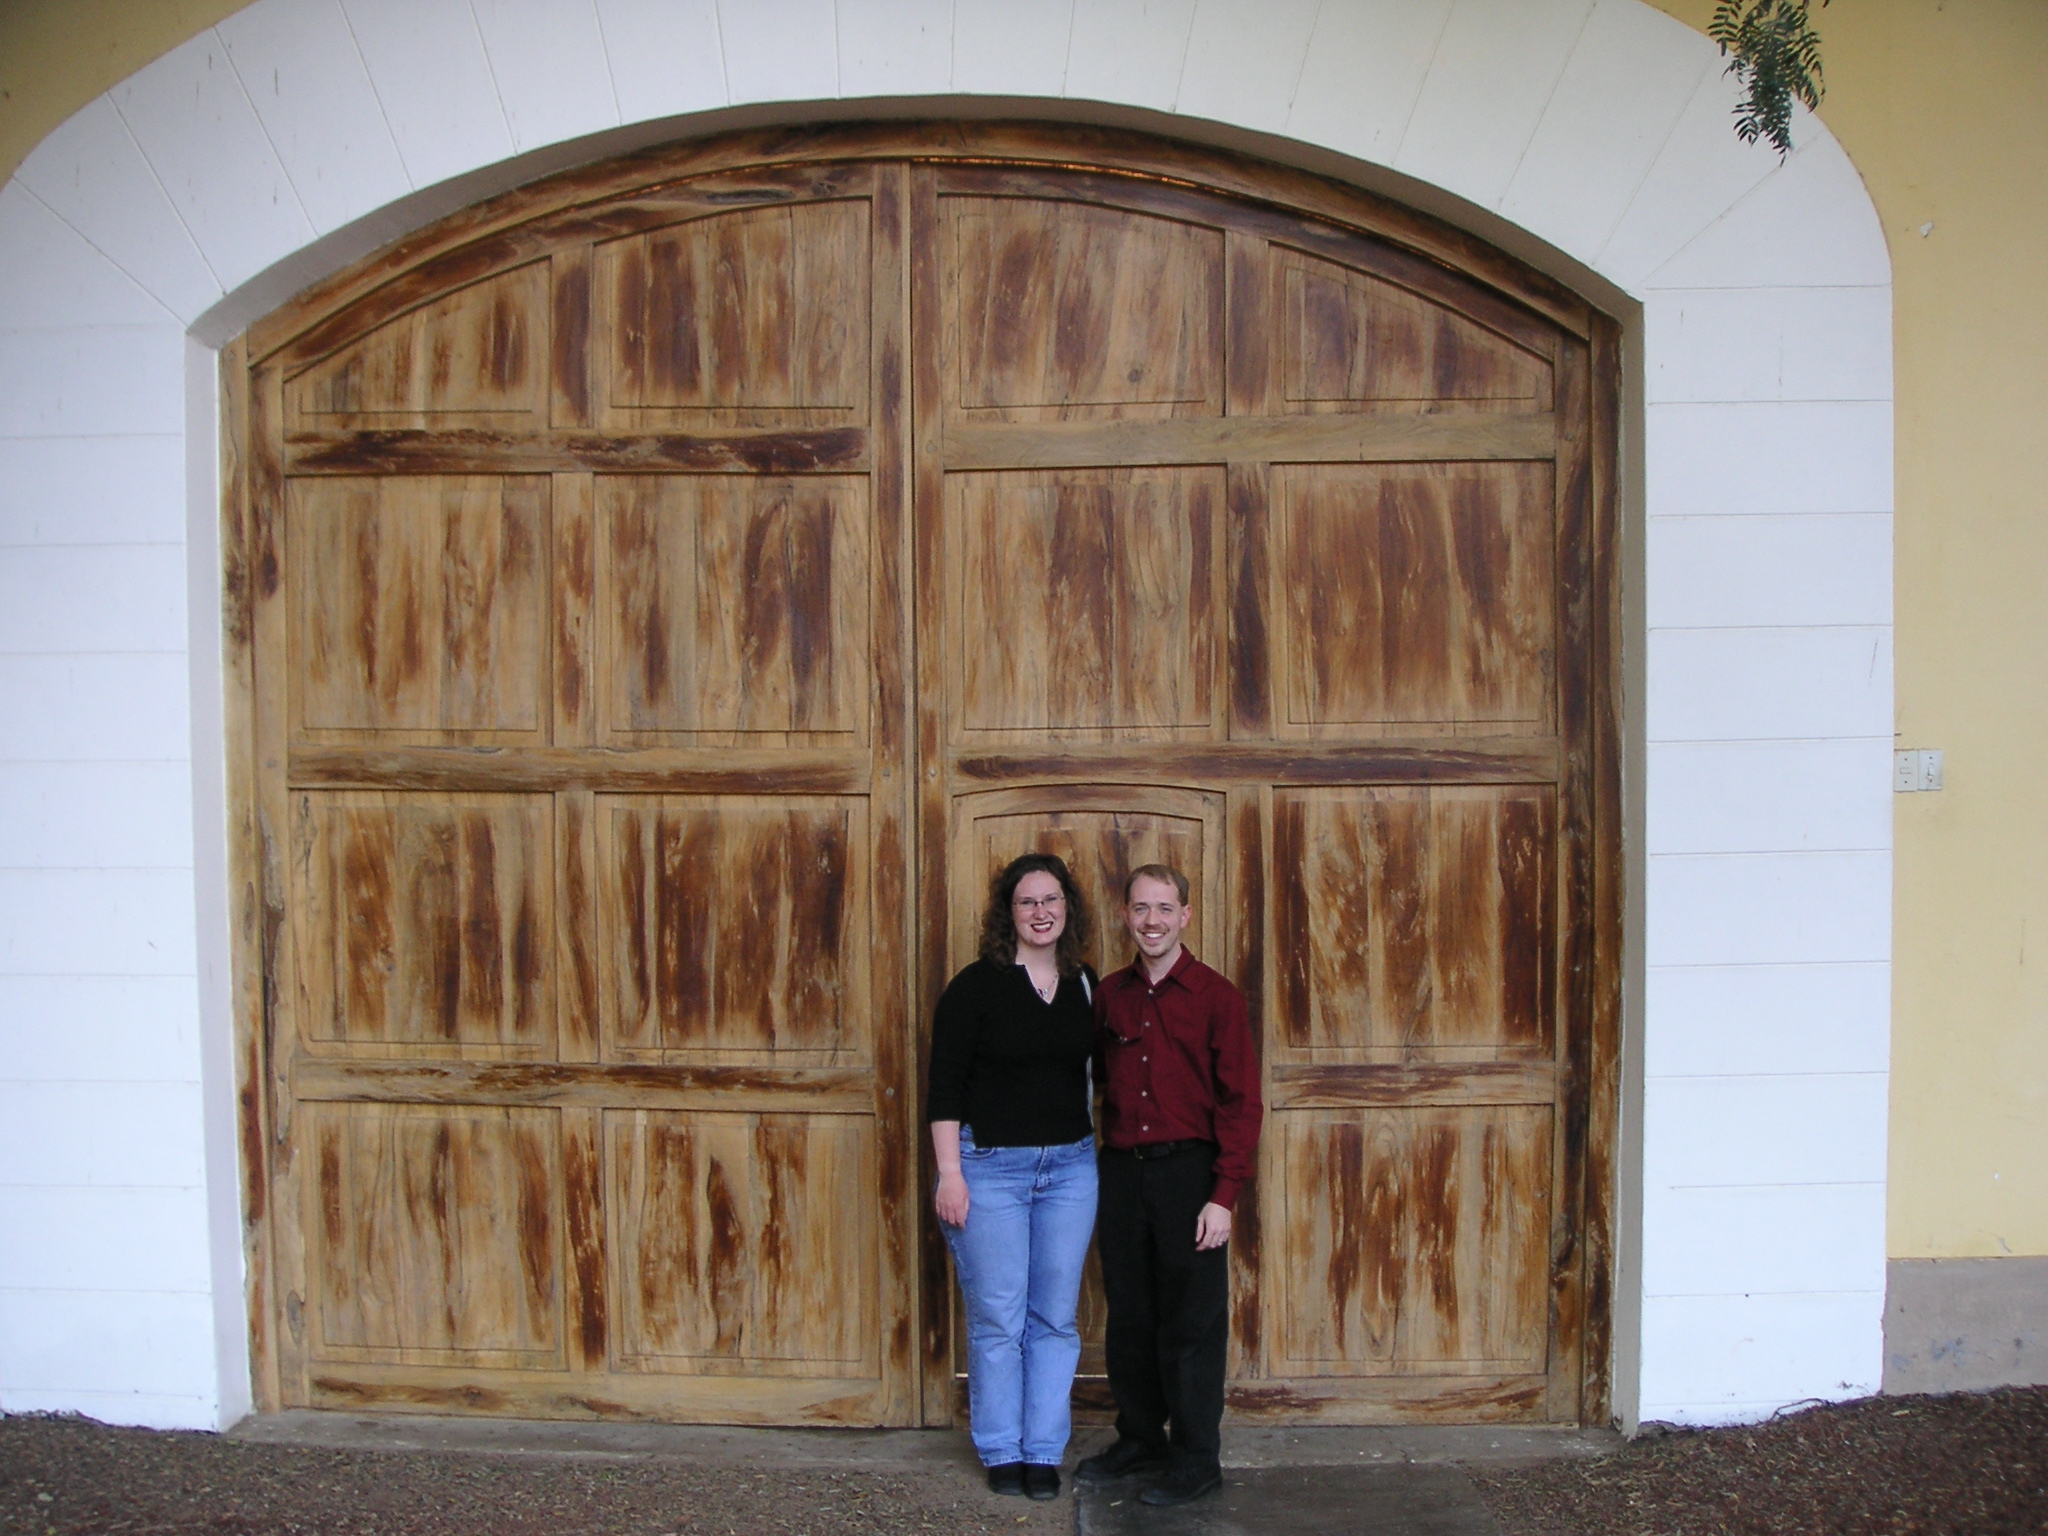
[1093,947,1264,1210]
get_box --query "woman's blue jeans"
[941,1129,1099,1467]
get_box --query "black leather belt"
[1115,1138,1207,1161]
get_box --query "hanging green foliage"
[1709,0,1829,159]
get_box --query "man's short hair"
[1123,862,1190,904]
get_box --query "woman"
[927,853,1099,1501]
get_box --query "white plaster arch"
[0,0,1892,1433]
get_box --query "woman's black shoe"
[1074,1438,1171,1485]
[986,1462,1027,1496]
[1023,1464,1060,1500]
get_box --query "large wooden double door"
[229,127,1617,1429]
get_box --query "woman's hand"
[930,1120,969,1227]
[934,1168,970,1227]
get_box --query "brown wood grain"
[249,362,308,1404]
[306,1365,889,1423]
[596,796,865,1057]
[1275,461,1556,736]
[287,475,550,740]
[1270,786,1556,1055]
[1278,247,1554,414]
[286,263,548,430]
[597,474,868,744]
[235,126,1619,1430]
[220,337,282,1413]
[285,427,868,477]
[305,1102,566,1367]
[1546,326,1598,1425]
[288,745,867,795]
[951,740,1560,786]
[608,1111,878,1372]
[1270,1062,1557,1109]
[245,123,1590,368]
[1225,1374,1549,1422]
[948,466,1223,742]
[601,199,869,428]
[289,791,555,1051]
[944,411,1555,471]
[906,164,956,1426]
[293,1058,873,1110]
[864,163,921,1425]
[943,194,1223,422]
[1272,1110,1552,1377]
[1582,315,1625,1428]
[551,473,596,745]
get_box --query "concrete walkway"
[231,1412,1620,1533]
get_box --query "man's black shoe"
[1023,1464,1060,1500]
[986,1462,1026,1496]
[1074,1438,1171,1485]
[1138,1460,1222,1506]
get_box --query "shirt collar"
[1118,946,1198,991]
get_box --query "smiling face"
[1010,869,1068,957]
[1124,874,1192,971]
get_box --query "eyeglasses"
[1013,894,1066,913]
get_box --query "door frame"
[220,120,1622,1428]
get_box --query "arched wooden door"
[228,126,1618,1429]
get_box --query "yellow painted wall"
[4,0,2043,1261]
[0,1,249,185]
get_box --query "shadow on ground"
[1076,1464,1498,1535]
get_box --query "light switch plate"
[1896,748,1944,792]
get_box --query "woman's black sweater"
[925,958,1095,1147]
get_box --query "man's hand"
[1194,1201,1232,1250]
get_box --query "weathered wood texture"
[235,125,1617,1431]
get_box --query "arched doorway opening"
[225,122,1620,1429]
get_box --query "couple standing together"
[926,854,1264,1507]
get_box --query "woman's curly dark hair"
[977,853,1094,975]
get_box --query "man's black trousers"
[1096,1140,1229,1467]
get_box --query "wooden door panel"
[598,795,868,1060]
[1273,1108,1551,1376]
[598,200,870,427]
[288,476,550,741]
[291,791,555,1056]
[305,1102,566,1367]
[285,262,549,430]
[1275,462,1555,735]
[944,197,1223,420]
[1271,786,1554,1058]
[608,1110,878,1373]
[1278,248,1554,414]
[597,474,868,744]
[948,467,1223,742]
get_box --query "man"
[1076,863,1263,1506]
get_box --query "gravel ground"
[1472,1387,2048,1536]
[4,1388,2044,1536]
[0,1417,1068,1536]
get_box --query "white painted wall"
[0,0,1892,1431]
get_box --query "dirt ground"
[1473,1387,2048,1536]
[3,1387,2044,1535]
